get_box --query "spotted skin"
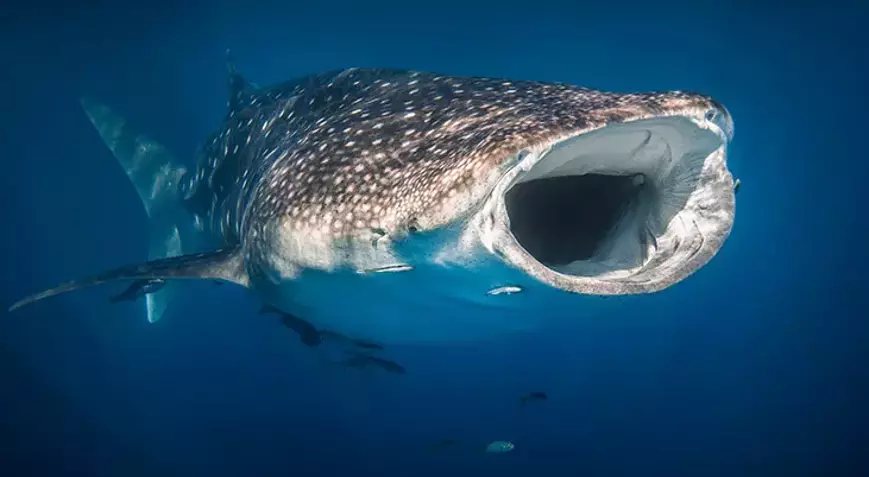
[179,67,727,268]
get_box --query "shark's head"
[456,92,735,295]
[244,71,735,300]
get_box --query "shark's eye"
[705,109,717,121]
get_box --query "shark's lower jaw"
[482,114,735,295]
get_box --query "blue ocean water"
[1,2,866,476]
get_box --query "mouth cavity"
[507,173,647,267]
[496,115,735,294]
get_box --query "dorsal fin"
[226,49,256,113]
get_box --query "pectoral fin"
[9,247,247,312]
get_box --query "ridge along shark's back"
[10,55,737,345]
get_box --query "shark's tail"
[80,98,192,323]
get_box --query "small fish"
[319,330,385,351]
[520,391,548,405]
[109,278,166,303]
[352,340,385,351]
[260,305,323,347]
[357,264,413,274]
[372,357,406,374]
[485,441,515,453]
[486,285,522,296]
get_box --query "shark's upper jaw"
[477,107,735,295]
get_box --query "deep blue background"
[1,1,867,476]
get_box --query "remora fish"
[9,55,737,344]
[109,278,167,303]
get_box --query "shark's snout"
[705,99,734,141]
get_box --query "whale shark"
[9,56,737,344]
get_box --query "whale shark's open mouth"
[482,114,735,295]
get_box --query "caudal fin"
[8,248,248,313]
[80,98,193,323]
